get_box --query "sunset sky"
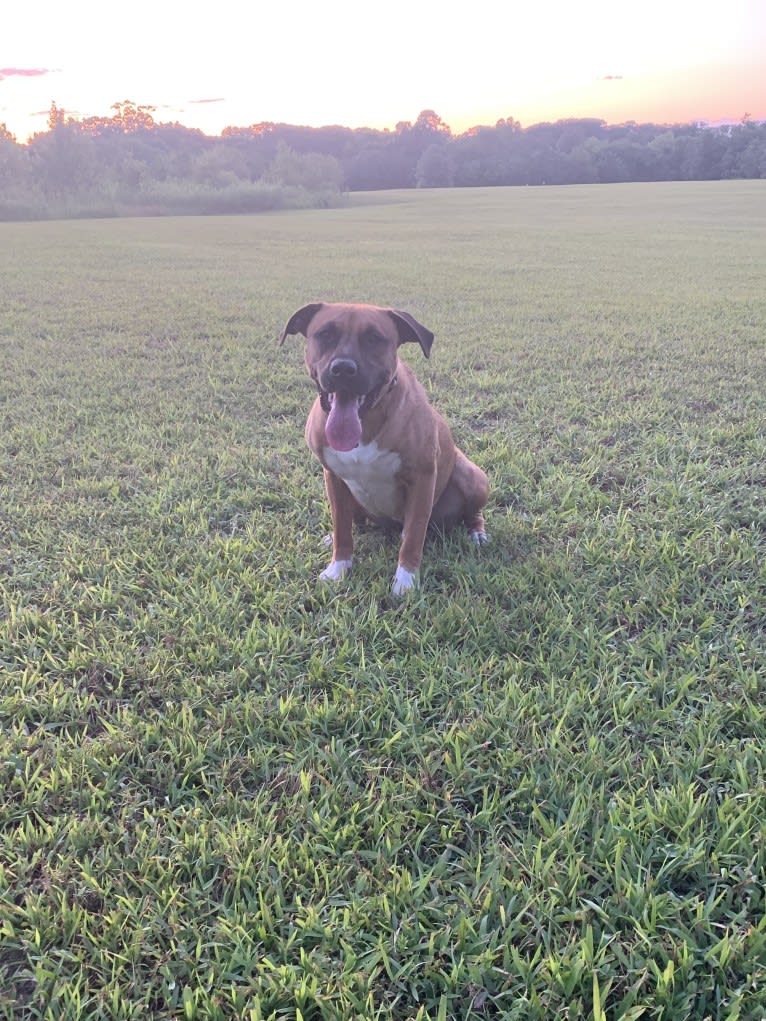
[2,0,765,142]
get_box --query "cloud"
[189,97,226,105]
[0,67,57,81]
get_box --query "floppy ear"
[278,303,325,345]
[387,309,434,359]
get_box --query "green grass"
[1,181,765,1020]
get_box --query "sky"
[2,0,765,142]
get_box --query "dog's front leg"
[319,469,355,582]
[393,473,437,596]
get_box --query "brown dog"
[280,302,488,595]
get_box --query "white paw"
[391,565,418,597]
[319,559,352,582]
[469,530,489,546]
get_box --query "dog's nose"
[329,357,358,380]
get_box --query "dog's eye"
[362,329,386,346]
[315,325,337,345]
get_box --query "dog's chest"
[323,442,403,520]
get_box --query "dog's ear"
[387,309,434,359]
[279,303,325,345]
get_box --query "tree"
[265,142,343,191]
[453,126,522,185]
[28,122,98,197]
[680,128,726,180]
[347,144,411,190]
[647,131,684,179]
[0,131,28,189]
[414,109,451,136]
[3,99,766,221]
[190,145,249,188]
[108,100,156,133]
[739,137,766,178]
[566,144,599,183]
[47,101,66,130]
[416,143,455,187]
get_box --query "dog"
[280,302,489,595]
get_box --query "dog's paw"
[469,530,490,546]
[319,559,352,583]
[391,566,418,597]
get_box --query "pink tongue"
[326,394,362,451]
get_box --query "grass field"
[1,182,765,1020]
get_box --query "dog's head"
[279,302,434,450]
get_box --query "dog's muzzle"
[318,371,398,451]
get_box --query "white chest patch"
[323,441,403,521]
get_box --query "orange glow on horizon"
[2,0,764,144]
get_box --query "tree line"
[1,102,764,219]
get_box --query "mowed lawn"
[1,182,765,1020]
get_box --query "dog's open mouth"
[324,391,364,451]
[319,376,396,451]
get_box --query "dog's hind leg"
[431,449,489,543]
